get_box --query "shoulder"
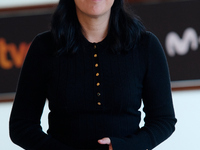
[36,30,53,42]
[139,31,160,45]
[33,31,55,47]
[31,31,56,55]
[138,31,164,53]
[135,31,166,65]
[24,31,56,72]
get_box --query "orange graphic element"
[0,38,31,70]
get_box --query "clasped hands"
[98,137,113,150]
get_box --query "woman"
[9,0,177,150]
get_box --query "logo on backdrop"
[165,27,200,57]
[0,38,30,70]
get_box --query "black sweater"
[9,31,177,150]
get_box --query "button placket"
[93,44,102,107]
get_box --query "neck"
[76,11,110,43]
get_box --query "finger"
[109,144,113,150]
[98,137,111,145]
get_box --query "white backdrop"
[0,0,58,8]
[1,90,200,150]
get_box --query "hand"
[98,137,113,150]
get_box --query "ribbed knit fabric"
[9,31,177,150]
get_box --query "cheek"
[106,0,115,10]
[108,0,115,6]
[74,0,86,10]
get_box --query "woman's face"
[74,0,114,18]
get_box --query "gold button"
[95,63,98,67]
[97,82,100,86]
[94,54,97,57]
[94,45,97,49]
[97,102,101,105]
[96,73,99,76]
[97,92,101,96]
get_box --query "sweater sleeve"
[110,32,177,150]
[9,34,77,150]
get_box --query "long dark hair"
[51,0,146,55]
